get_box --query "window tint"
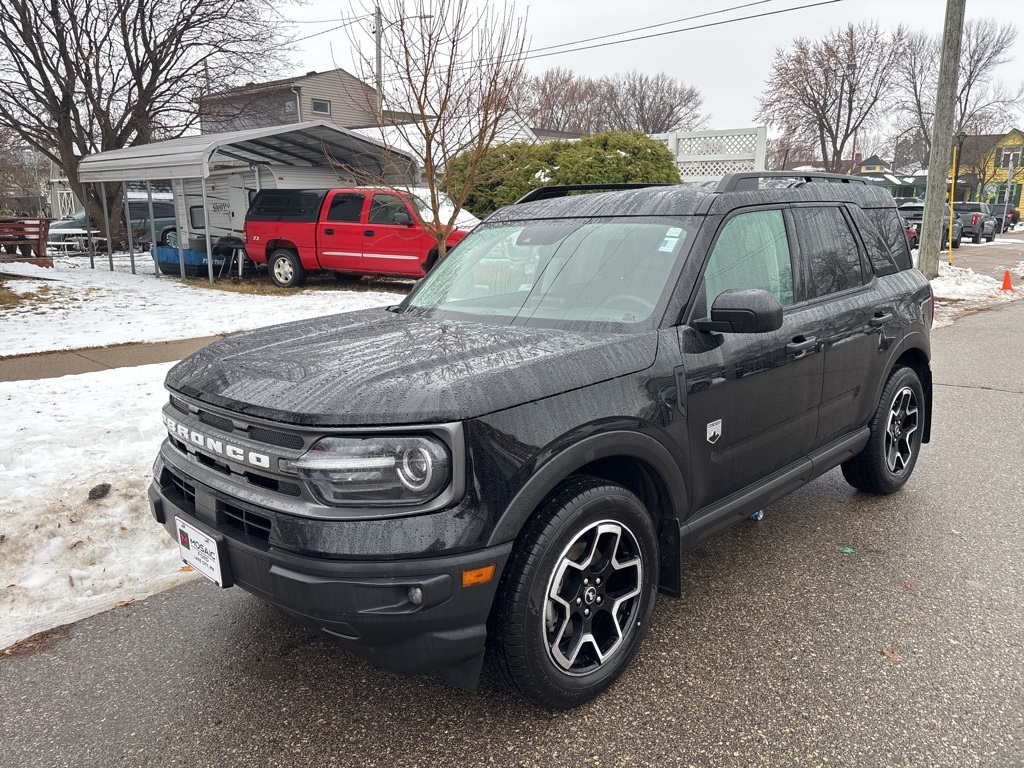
[327,193,364,223]
[704,209,794,308]
[369,194,410,225]
[859,208,912,275]
[792,207,864,296]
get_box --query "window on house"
[995,146,1022,168]
[311,99,331,115]
[283,100,296,115]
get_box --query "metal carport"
[76,121,416,285]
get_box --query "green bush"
[446,131,681,218]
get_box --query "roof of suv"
[488,173,897,223]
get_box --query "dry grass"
[0,277,53,311]
[188,271,415,297]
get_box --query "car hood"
[165,308,657,426]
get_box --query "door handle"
[870,312,893,327]
[364,229,375,237]
[786,336,817,359]
[324,228,334,235]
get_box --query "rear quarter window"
[858,207,912,276]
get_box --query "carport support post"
[81,183,95,269]
[99,181,114,271]
[122,184,136,274]
[173,179,186,281]
[145,181,158,277]
[200,179,215,287]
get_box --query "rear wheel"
[490,478,658,710]
[269,249,306,288]
[160,228,179,248]
[972,230,982,244]
[842,366,924,495]
[952,231,961,248]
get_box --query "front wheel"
[952,232,962,249]
[269,249,306,288]
[490,478,658,709]
[842,366,925,494]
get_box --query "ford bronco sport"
[150,172,932,709]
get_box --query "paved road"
[2,303,1024,768]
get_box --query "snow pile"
[931,262,1014,301]
[0,257,407,358]
[0,363,189,649]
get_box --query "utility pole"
[919,0,966,279]
[374,5,383,116]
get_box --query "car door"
[677,207,824,511]
[317,191,366,273]
[792,204,892,446]
[363,193,431,276]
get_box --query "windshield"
[402,216,698,332]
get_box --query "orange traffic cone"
[1002,270,1014,291]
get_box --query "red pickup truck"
[245,187,472,287]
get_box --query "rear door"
[317,191,366,273]
[363,193,431,276]
[679,207,824,510]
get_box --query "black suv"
[149,173,933,709]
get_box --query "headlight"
[281,435,451,506]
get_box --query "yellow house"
[960,128,1024,206]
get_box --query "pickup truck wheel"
[985,230,995,242]
[952,232,962,248]
[422,246,439,274]
[842,366,924,495]
[160,229,178,248]
[972,230,982,244]
[490,478,657,710]
[269,249,306,288]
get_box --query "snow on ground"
[0,245,1021,650]
[0,253,407,358]
[0,363,187,649]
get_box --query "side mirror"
[392,211,414,227]
[692,288,784,334]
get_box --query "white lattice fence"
[651,127,767,182]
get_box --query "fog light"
[407,586,424,606]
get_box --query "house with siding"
[199,68,401,134]
[957,129,1024,206]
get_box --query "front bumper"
[149,477,511,688]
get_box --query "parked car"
[953,202,998,243]
[151,173,932,709]
[1003,204,1019,230]
[47,200,178,249]
[992,203,1018,232]
[898,204,962,249]
[893,196,921,208]
[244,187,475,287]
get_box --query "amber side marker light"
[462,564,496,587]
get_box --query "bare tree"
[896,19,1023,159]
[0,127,50,214]
[347,0,528,260]
[757,22,905,173]
[518,68,707,135]
[0,0,287,238]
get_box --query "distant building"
[957,129,1023,205]
[199,68,408,135]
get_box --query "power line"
[291,16,364,44]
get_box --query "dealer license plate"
[175,517,225,587]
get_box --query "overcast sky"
[292,0,1023,131]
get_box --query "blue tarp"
[155,245,223,266]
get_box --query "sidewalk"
[0,336,221,382]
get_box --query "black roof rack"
[514,183,673,205]
[716,171,869,194]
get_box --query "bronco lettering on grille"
[162,413,271,469]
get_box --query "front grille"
[218,500,272,542]
[244,471,302,497]
[162,469,196,514]
[198,411,235,433]
[249,426,304,449]
[169,396,306,450]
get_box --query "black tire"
[972,230,982,244]
[952,232,961,249]
[269,249,306,288]
[490,477,658,710]
[908,236,917,250]
[842,366,925,495]
[985,229,995,242]
[422,246,439,274]
[160,228,178,248]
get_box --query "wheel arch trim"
[486,430,689,548]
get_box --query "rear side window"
[703,209,794,308]
[327,193,364,223]
[251,192,320,221]
[860,208,912,275]
[791,206,864,297]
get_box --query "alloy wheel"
[885,386,919,474]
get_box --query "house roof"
[859,155,888,167]
[77,121,416,183]
[205,67,371,99]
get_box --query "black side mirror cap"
[393,211,414,227]
[692,288,784,334]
